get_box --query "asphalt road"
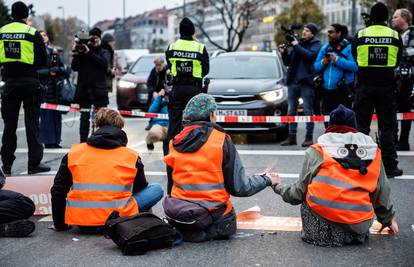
[0,94,413,266]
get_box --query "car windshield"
[130,57,159,75]
[208,56,281,79]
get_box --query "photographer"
[38,31,69,149]
[71,27,110,142]
[392,9,414,151]
[278,23,322,147]
[314,24,357,122]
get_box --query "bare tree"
[192,0,266,52]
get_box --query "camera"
[280,23,302,46]
[73,30,94,54]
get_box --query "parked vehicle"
[116,53,164,110]
[207,51,288,138]
[115,49,149,74]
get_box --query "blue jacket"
[148,95,168,127]
[314,42,357,90]
[282,38,321,86]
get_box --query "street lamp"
[57,6,66,62]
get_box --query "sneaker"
[385,168,403,178]
[147,143,155,150]
[280,134,297,146]
[1,165,11,176]
[44,144,62,149]
[28,163,51,174]
[145,124,152,131]
[0,219,35,237]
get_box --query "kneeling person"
[51,108,164,231]
[273,105,398,246]
[163,94,279,242]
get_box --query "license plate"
[217,110,247,116]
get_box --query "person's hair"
[93,108,125,129]
[398,8,412,25]
[154,57,164,64]
[330,24,348,37]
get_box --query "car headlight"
[0,81,4,88]
[260,89,284,102]
[118,80,137,89]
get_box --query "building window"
[160,28,163,34]
[343,10,347,24]
[148,20,153,25]
[153,28,156,34]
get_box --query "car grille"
[212,94,258,104]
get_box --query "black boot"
[0,220,35,237]
[385,167,403,178]
[281,134,297,146]
[28,163,51,174]
[396,139,410,151]
[1,165,11,176]
[301,135,313,147]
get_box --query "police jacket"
[51,126,148,230]
[314,41,357,90]
[0,20,46,81]
[282,37,321,86]
[164,121,272,196]
[274,129,394,234]
[71,45,110,106]
[352,23,403,85]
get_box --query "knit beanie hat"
[370,2,388,23]
[305,23,319,35]
[328,104,357,128]
[179,17,195,36]
[102,33,115,43]
[89,27,102,38]
[11,1,29,19]
[183,93,217,121]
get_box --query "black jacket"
[101,42,114,90]
[282,37,321,86]
[51,126,148,230]
[167,121,271,195]
[146,67,167,94]
[0,20,47,81]
[71,45,110,106]
[352,23,403,86]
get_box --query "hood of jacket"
[172,121,225,153]
[87,125,128,149]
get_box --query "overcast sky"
[4,0,184,25]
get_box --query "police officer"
[165,17,209,154]
[392,8,414,151]
[0,1,49,175]
[352,2,403,178]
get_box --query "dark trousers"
[354,83,398,170]
[396,79,413,144]
[321,88,352,127]
[287,82,315,136]
[0,190,35,224]
[40,109,62,145]
[1,89,43,167]
[79,102,107,142]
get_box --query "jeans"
[287,82,315,136]
[132,183,164,212]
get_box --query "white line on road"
[16,170,414,180]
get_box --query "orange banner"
[3,176,54,215]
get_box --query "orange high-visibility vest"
[164,128,233,215]
[65,143,139,226]
[306,144,381,224]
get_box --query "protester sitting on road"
[146,93,168,151]
[272,105,398,246]
[163,93,280,242]
[0,169,36,237]
[50,108,164,232]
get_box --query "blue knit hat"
[328,104,357,128]
[183,93,217,121]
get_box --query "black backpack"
[104,211,177,256]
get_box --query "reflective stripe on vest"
[356,25,400,67]
[0,22,36,65]
[65,143,139,226]
[167,39,204,78]
[164,128,233,215]
[306,144,381,224]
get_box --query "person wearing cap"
[313,24,357,121]
[278,23,322,147]
[392,8,414,151]
[0,1,50,175]
[163,93,280,242]
[272,104,398,246]
[165,17,210,154]
[352,2,403,178]
[71,27,111,142]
